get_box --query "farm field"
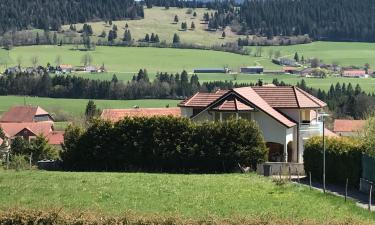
[61,7,244,46]
[0,45,279,73]
[262,41,375,67]
[0,171,373,223]
[0,96,179,117]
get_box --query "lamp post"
[319,112,329,194]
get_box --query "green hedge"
[304,136,364,187]
[61,117,268,173]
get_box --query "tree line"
[0,0,144,34]
[1,70,374,119]
[210,0,375,42]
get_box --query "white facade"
[181,107,323,163]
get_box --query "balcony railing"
[299,122,323,139]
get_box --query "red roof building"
[333,119,366,136]
[342,70,367,78]
[101,107,181,122]
[179,86,328,163]
[0,106,63,146]
[0,105,53,123]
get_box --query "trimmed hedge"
[304,136,364,187]
[0,209,370,225]
[61,117,268,173]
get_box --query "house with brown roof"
[0,106,63,147]
[333,119,366,137]
[0,106,53,123]
[179,86,327,164]
[101,107,181,122]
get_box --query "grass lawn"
[61,7,245,46]
[0,96,179,117]
[0,171,373,223]
[262,41,375,67]
[0,45,279,74]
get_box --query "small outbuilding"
[193,68,229,73]
[240,66,264,74]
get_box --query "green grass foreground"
[0,96,179,117]
[0,171,374,223]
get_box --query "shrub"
[61,117,267,173]
[9,155,29,171]
[304,136,364,187]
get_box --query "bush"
[9,155,29,171]
[304,136,364,187]
[61,117,267,173]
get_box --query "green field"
[262,41,375,67]
[0,45,278,73]
[61,7,244,46]
[0,96,179,118]
[0,171,373,223]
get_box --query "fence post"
[369,185,372,211]
[345,178,348,202]
[309,172,312,190]
[296,168,300,183]
[279,166,282,180]
[288,166,291,181]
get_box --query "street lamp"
[319,112,330,194]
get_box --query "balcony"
[299,122,323,139]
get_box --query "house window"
[301,110,311,123]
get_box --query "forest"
[208,0,375,42]
[0,0,144,33]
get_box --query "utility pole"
[323,116,326,194]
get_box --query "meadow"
[262,41,375,67]
[0,171,373,223]
[0,45,279,73]
[61,7,245,46]
[0,96,179,117]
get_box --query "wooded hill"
[209,0,375,42]
[0,0,144,33]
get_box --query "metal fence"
[362,154,375,183]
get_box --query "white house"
[178,86,328,165]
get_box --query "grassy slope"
[0,45,278,73]
[61,7,244,46]
[0,96,179,117]
[0,171,373,222]
[262,41,375,67]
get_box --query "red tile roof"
[46,131,65,145]
[283,67,298,71]
[212,98,254,111]
[333,120,366,132]
[0,106,51,123]
[0,121,53,137]
[233,87,296,128]
[252,86,326,108]
[101,108,181,122]
[179,90,228,108]
[342,70,366,76]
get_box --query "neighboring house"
[101,108,181,122]
[240,66,264,74]
[333,119,366,136]
[58,64,73,73]
[273,58,298,67]
[299,68,314,77]
[193,68,230,73]
[0,106,63,147]
[342,70,367,78]
[283,67,299,74]
[85,65,99,73]
[0,106,54,123]
[179,86,327,163]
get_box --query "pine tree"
[174,15,179,23]
[150,33,155,42]
[154,34,160,43]
[173,33,180,44]
[36,32,40,45]
[191,22,195,30]
[181,22,187,30]
[144,33,150,42]
[193,12,197,17]
[294,52,299,62]
[222,31,226,38]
